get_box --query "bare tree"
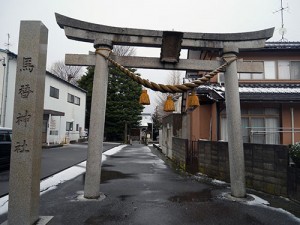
[113,45,136,56]
[50,60,83,84]
[155,70,183,117]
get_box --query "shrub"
[290,143,300,167]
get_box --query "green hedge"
[290,143,300,168]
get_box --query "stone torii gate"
[55,13,274,199]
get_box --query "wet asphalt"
[1,143,300,225]
[0,142,121,197]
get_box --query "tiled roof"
[239,83,300,94]
[265,42,300,49]
[196,83,300,102]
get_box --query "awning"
[43,109,65,116]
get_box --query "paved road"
[0,142,120,197]
[2,144,297,225]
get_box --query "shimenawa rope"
[95,48,236,93]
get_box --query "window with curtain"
[264,61,276,79]
[291,61,300,80]
[265,118,280,144]
[220,107,280,144]
[278,60,290,79]
[251,118,265,144]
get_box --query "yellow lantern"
[139,90,150,105]
[164,95,175,112]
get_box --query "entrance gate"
[186,140,199,174]
[55,13,274,199]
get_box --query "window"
[264,61,276,79]
[278,60,290,79]
[66,122,73,131]
[50,86,59,99]
[67,93,74,103]
[50,130,58,135]
[237,61,300,81]
[291,61,300,80]
[252,73,264,79]
[68,93,80,105]
[221,107,280,144]
[74,96,80,105]
[76,124,79,131]
[239,73,251,80]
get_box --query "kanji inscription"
[19,84,34,98]
[14,140,30,153]
[16,110,31,127]
[20,57,34,72]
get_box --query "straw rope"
[95,48,236,93]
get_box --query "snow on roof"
[201,84,300,94]
[239,86,300,94]
[265,42,300,49]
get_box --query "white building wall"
[4,57,17,128]
[0,51,6,125]
[0,51,17,128]
[0,49,86,144]
[44,74,86,143]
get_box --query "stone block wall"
[172,137,187,170]
[198,141,230,182]
[244,143,289,196]
[288,167,300,201]
[171,138,293,197]
[197,140,289,196]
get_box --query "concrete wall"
[181,113,190,140]
[161,113,182,158]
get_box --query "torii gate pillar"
[222,46,246,197]
[84,40,112,199]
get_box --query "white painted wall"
[0,49,86,144]
[0,51,17,128]
[0,51,6,125]
[44,74,86,143]
[4,56,17,128]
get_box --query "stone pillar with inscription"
[7,21,50,225]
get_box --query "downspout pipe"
[291,107,295,145]
[1,55,9,127]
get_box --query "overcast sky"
[1,0,300,113]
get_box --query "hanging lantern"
[164,95,175,112]
[139,90,150,105]
[188,91,200,108]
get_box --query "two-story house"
[182,42,300,146]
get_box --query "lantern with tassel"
[139,89,150,105]
[164,95,175,112]
[188,91,200,108]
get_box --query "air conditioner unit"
[218,73,225,85]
